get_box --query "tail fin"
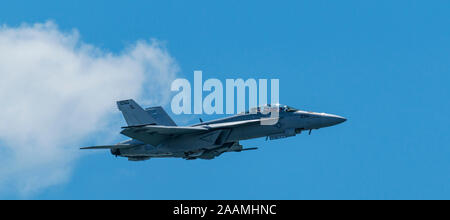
[145,106,177,126]
[117,99,156,126]
[117,99,177,127]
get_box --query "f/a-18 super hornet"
[81,99,346,161]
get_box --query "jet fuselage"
[114,107,346,160]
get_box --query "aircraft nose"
[332,115,347,125]
[335,115,347,124]
[324,114,347,126]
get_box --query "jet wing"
[120,126,208,146]
[203,119,261,129]
[203,117,279,129]
[120,118,278,146]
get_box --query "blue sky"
[1,0,450,199]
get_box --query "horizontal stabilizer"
[121,123,156,129]
[80,144,133,150]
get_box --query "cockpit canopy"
[280,105,299,112]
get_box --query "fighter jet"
[81,99,346,161]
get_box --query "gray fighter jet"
[81,99,346,161]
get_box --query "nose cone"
[334,115,347,124]
[324,114,347,127]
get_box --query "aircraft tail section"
[117,99,157,126]
[145,106,177,126]
[117,99,176,127]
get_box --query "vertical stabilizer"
[145,106,177,126]
[117,99,156,126]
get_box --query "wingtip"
[242,147,258,151]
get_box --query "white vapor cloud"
[0,21,179,196]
